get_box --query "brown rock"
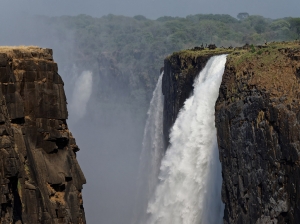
[0,46,86,224]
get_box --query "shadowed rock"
[208,44,217,50]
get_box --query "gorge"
[1,40,300,224]
[2,12,299,224]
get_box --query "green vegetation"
[228,41,300,69]
[288,18,300,38]
[221,40,300,105]
[40,14,300,123]
[168,48,233,60]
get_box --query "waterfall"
[132,73,165,224]
[146,55,227,224]
[69,70,93,121]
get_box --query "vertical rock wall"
[0,47,86,224]
[215,44,300,223]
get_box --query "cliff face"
[216,42,300,224]
[162,42,300,223]
[0,47,86,224]
[162,49,231,148]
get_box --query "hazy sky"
[1,0,299,19]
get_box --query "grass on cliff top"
[228,41,300,69]
[225,40,300,104]
[167,41,300,64]
[0,46,52,59]
[169,40,300,104]
[0,46,41,51]
[167,47,234,60]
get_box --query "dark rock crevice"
[9,177,23,224]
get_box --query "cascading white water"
[146,55,227,224]
[141,73,165,198]
[132,73,165,224]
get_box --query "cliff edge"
[216,41,300,223]
[162,48,232,148]
[0,47,86,224]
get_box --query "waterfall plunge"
[133,73,165,224]
[146,55,227,224]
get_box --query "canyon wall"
[162,42,300,223]
[0,47,85,224]
[216,43,300,224]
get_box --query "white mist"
[146,55,227,224]
[69,70,93,120]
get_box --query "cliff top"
[167,41,300,62]
[225,41,300,104]
[0,46,53,60]
[168,48,233,59]
[167,41,300,105]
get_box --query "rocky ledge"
[0,47,86,224]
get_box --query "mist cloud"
[69,70,93,121]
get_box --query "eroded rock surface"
[216,43,300,223]
[0,47,86,224]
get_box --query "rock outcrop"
[216,42,300,224]
[0,47,86,224]
[162,41,300,223]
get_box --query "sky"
[1,0,299,19]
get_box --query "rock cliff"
[162,48,231,148]
[216,42,300,224]
[162,42,300,223]
[0,47,86,224]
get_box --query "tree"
[237,12,249,20]
[289,18,300,38]
[246,15,268,34]
[133,15,148,21]
[270,20,290,31]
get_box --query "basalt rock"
[162,42,300,223]
[0,47,86,224]
[163,54,210,148]
[208,44,217,50]
[216,42,300,224]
